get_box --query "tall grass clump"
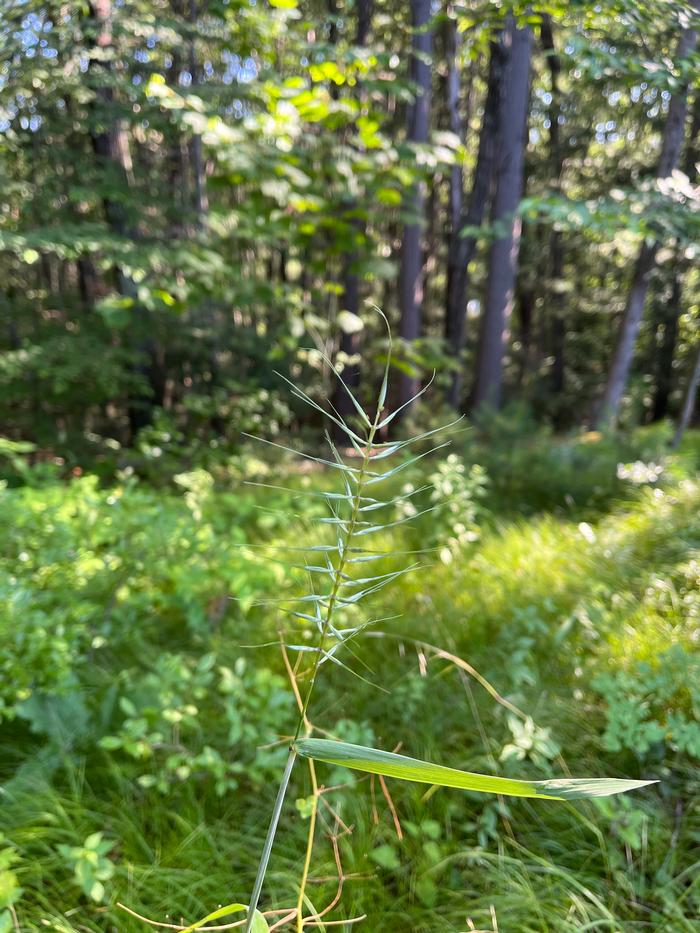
[157,316,656,933]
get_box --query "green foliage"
[428,456,489,561]
[0,838,22,933]
[463,406,680,515]
[0,437,37,484]
[400,453,489,563]
[499,714,560,767]
[57,832,115,904]
[2,0,698,466]
[593,645,700,761]
[100,654,293,795]
[1,416,700,928]
[0,473,288,741]
[131,391,294,485]
[178,902,269,933]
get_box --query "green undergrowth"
[1,430,700,930]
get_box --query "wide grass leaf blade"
[294,739,657,801]
[180,903,269,932]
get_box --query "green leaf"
[88,879,105,903]
[376,188,402,206]
[180,903,269,933]
[370,844,400,870]
[415,876,438,907]
[84,832,104,850]
[294,740,657,801]
[309,61,345,85]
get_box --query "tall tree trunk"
[88,0,134,247]
[169,0,208,230]
[472,16,532,411]
[444,12,463,323]
[593,12,698,428]
[540,14,566,404]
[445,37,502,408]
[672,343,700,447]
[77,256,99,309]
[651,94,700,421]
[87,0,162,437]
[397,0,432,409]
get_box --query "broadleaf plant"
[231,312,657,932]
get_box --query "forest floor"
[1,427,700,932]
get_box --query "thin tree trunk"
[445,38,502,408]
[77,256,99,309]
[550,236,566,399]
[88,1,134,246]
[6,287,21,350]
[540,14,566,403]
[672,344,700,447]
[356,0,372,45]
[443,14,464,405]
[87,0,161,437]
[166,2,190,234]
[397,0,432,409]
[515,277,535,383]
[472,16,532,411]
[87,2,136,286]
[593,12,698,428]
[650,272,681,421]
[651,94,700,421]
[188,0,208,226]
[445,15,463,270]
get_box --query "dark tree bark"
[515,274,536,383]
[444,36,502,408]
[444,11,463,348]
[356,0,373,45]
[472,16,532,411]
[651,94,700,421]
[549,236,566,400]
[593,13,698,428]
[77,256,99,309]
[397,0,432,409]
[540,14,566,402]
[672,343,700,447]
[168,0,208,230]
[650,272,681,421]
[6,287,21,350]
[87,0,134,246]
[87,0,163,437]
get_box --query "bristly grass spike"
[231,312,656,933]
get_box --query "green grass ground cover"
[1,429,700,931]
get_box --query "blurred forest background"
[2,1,700,931]
[1,0,698,464]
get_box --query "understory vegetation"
[2,425,700,932]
